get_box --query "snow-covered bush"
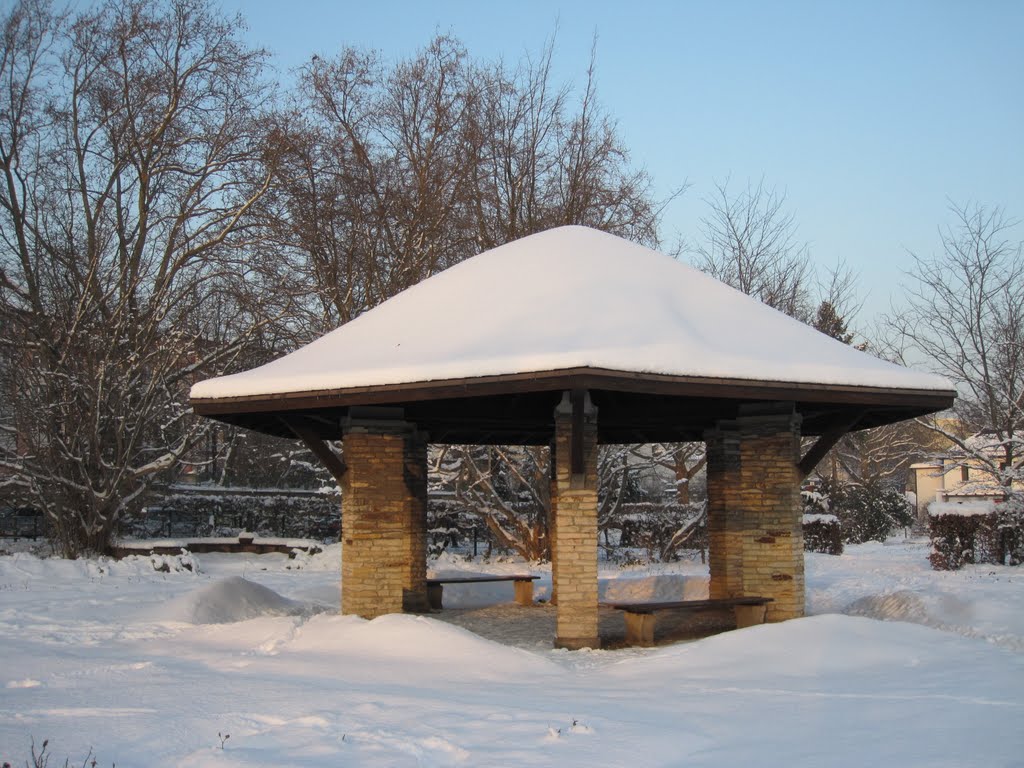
[122,490,339,542]
[608,502,707,562]
[147,550,199,574]
[995,497,1024,565]
[929,499,1023,569]
[929,504,996,570]
[801,488,843,554]
[427,498,495,558]
[812,479,912,544]
[803,514,843,555]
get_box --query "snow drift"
[161,577,306,624]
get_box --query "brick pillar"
[551,391,599,649]
[340,419,428,619]
[736,404,804,621]
[704,422,742,600]
[705,404,805,622]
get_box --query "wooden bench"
[605,596,774,647]
[426,575,540,609]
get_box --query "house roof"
[944,481,1008,498]
[191,226,955,443]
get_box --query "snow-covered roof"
[944,481,1008,498]
[191,227,952,403]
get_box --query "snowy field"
[1,539,1022,767]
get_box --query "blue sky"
[225,0,1023,328]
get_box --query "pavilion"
[190,226,954,649]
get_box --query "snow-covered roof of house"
[191,226,955,442]
[943,481,1008,498]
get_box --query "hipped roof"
[191,226,954,443]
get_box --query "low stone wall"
[111,535,322,559]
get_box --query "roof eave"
[191,365,956,417]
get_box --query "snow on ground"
[1,538,1022,766]
[807,537,1024,652]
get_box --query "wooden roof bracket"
[280,417,348,485]
[797,410,867,480]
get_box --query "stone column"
[340,415,429,618]
[705,404,805,622]
[736,404,804,622]
[551,391,599,649]
[704,421,742,600]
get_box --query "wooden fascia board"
[192,366,956,417]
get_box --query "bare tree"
[694,178,815,321]
[812,261,864,344]
[817,421,939,490]
[266,35,482,340]
[429,444,550,561]
[468,37,668,249]
[266,34,675,557]
[597,442,707,561]
[271,33,670,343]
[0,0,281,555]
[887,202,1024,493]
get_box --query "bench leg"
[514,579,534,606]
[623,612,656,647]
[734,604,767,628]
[426,583,443,610]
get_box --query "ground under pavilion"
[191,226,954,649]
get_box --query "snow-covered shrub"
[147,550,199,573]
[813,479,912,544]
[802,514,843,555]
[426,498,495,558]
[801,488,843,554]
[929,499,1023,569]
[929,503,997,570]
[122,490,339,541]
[0,506,45,539]
[994,496,1024,565]
[608,502,706,562]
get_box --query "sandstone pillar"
[705,421,742,600]
[736,404,804,621]
[705,403,805,622]
[551,391,599,649]
[340,413,429,618]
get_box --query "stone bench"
[426,575,540,609]
[604,596,774,647]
